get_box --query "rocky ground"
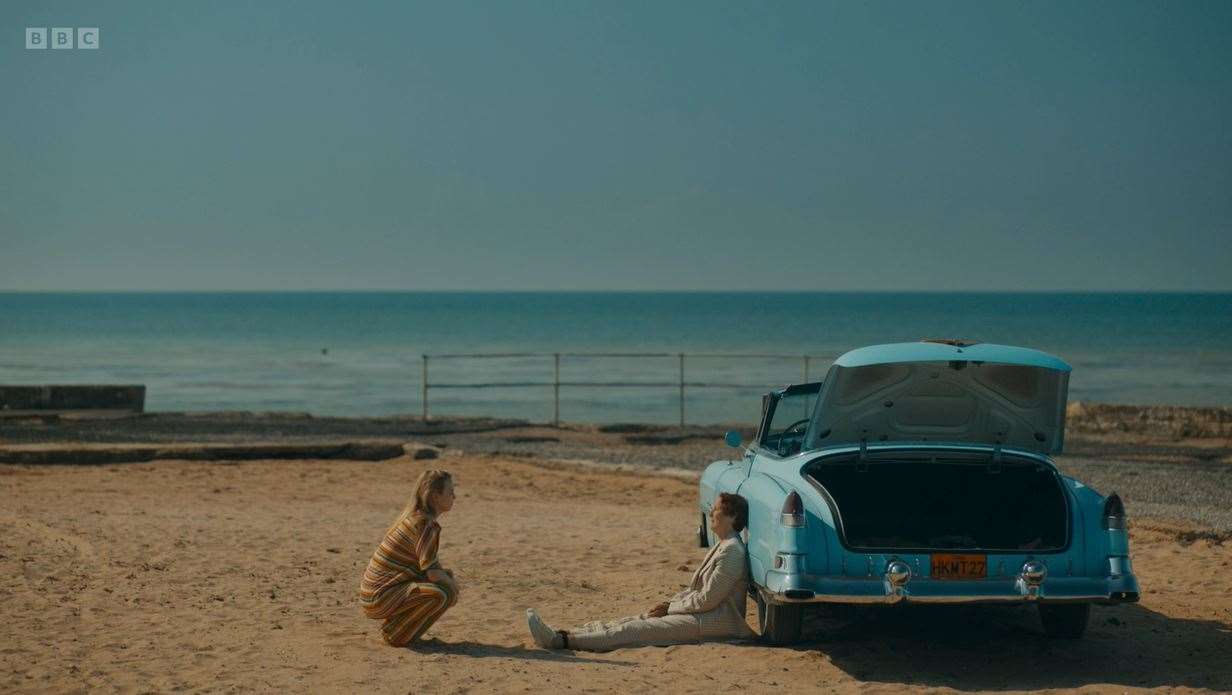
[2,403,1230,532]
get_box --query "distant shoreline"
[4,289,1232,295]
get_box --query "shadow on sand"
[795,602,1232,691]
[408,639,635,666]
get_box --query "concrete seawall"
[0,384,145,413]
[0,441,416,465]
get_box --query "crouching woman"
[359,469,460,647]
[527,492,755,651]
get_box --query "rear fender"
[1068,477,1127,578]
[737,473,786,586]
[739,472,831,585]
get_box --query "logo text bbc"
[26,28,99,50]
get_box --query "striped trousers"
[371,582,458,647]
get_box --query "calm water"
[1,293,1228,424]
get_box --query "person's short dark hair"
[717,492,749,532]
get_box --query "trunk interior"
[805,451,1069,552]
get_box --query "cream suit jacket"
[667,535,755,639]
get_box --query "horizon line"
[1,289,1230,295]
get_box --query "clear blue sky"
[2,1,1229,291]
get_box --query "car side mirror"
[724,431,742,448]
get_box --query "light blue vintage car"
[698,340,1140,644]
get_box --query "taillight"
[1103,492,1126,530]
[781,490,805,527]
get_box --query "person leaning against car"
[526,492,755,651]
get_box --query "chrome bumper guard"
[762,569,1141,606]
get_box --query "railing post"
[421,355,429,420]
[678,353,685,428]
[553,353,560,426]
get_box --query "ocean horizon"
[2,291,1229,424]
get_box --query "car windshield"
[761,383,821,456]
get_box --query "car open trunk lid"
[806,342,1071,455]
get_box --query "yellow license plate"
[931,553,987,580]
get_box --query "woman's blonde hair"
[389,469,452,532]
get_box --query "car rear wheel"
[1038,603,1090,638]
[756,592,803,645]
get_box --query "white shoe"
[526,608,563,649]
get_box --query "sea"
[1,292,1228,425]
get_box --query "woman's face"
[709,504,735,537]
[432,479,456,515]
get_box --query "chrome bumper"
[762,570,1140,606]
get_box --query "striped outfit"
[359,512,457,646]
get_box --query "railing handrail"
[420,351,833,426]
[424,351,826,359]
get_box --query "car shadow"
[796,602,1232,691]
[408,639,636,665]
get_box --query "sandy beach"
[2,407,1231,694]
[6,0,1229,690]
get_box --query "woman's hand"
[427,568,454,589]
[647,601,670,618]
[427,569,461,599]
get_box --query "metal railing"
[420,352,832,426]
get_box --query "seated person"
[526,492,755,651]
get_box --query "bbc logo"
[26,27,100,50]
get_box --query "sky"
[1,1,1229,291]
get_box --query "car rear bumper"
[762,570,1141,606]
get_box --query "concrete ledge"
[0,441,408,465]
[0,409,143,421]
[0,385,145,413]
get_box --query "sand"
[3,452,1231,694]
